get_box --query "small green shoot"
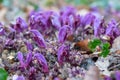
[88,39,110,57]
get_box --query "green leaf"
[88,39,101,51]
[100,49,110,57]
[100,42,110,57]
[0,68,8,80]
[102,42,110,49]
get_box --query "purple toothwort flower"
[25,51,32,67]
[14,17,27,32]
[17,52,26,68]
[34,53,49,72]
[115,71,120,80]
[57,44,69,65]
[82,13,95,27]
[105,19,116,38]
[93,18,105,37]
[17,51,32,68]
[29,11,48,33]
[30,29,46,48]
[51,13,61,30]
[58,25,72,43]
[60,6,77,27]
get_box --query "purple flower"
[82,13,95,27]
[57,44,69,65]
[58,25,72,43]
[17,52,26,68]
[105,19,120,44]
[60,6,77,26]
[93,18,103,37]
[34,53,49,72]
[115,71,120,80]
[30,29,46,48]
[14,17,27,32]
[25,51,32,67]
[51,14,61,30]
[29,11,48,33]
[17,51,32,68]
[105,19,116,38]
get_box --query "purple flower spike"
[58,25,72,43]
[25,51,32,67]
[30,29,46,48]
[57,44,68,65]
[15,17,27,32]
[104,76,112,80]
[34,53,49,72]
[115,71,120,80]
[17,52,25,68]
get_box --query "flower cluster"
[0,6,120,79]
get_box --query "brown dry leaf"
[74,39,90,51]
[84,66,100,80]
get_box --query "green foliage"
[100,42,110,57]
[88,39,110,57]
[88,39,101,51]
[0,68,8,80]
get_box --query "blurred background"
[0,0,120,24]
